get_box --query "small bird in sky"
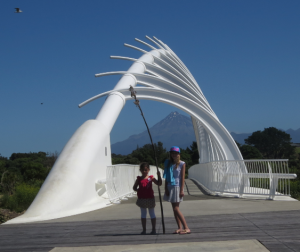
[15,8,22,13]
[41,103,43,105]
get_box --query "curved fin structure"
[6,36,243,224]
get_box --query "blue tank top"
[171,161,185,187]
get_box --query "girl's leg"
[171,203,190,231]
[148,208,156,233]
[171,203,182,231]
[140,208,147,234]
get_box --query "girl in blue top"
[163,146,191,234]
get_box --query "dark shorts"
[136,198,156,208]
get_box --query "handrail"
[188,160,297,200]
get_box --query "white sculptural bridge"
[6,36,296,224]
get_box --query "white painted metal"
[188,160,297,199]
[6,50,159,225]
[106,165,164,203]
[6,120,113,224]
[6,36,296,225]
[84,36,242,163]
[79,86,242,162]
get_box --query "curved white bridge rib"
[94,71,214,115]
[79,88,216,123]
[126,42,200,92]
[153,36,194,78]
[126,38,213,112]
[110,55,206,102]
[95,70,200,102]
[134,38,157,50]
[110,53,214,115]
[153,36,205,98]
[95,37,239,163]
[79,87,243,162]
[124,43,149,55]
[146,36,197,84]
[146,35,165,50]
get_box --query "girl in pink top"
[133,162,162,235]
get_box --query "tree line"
[112,127,300,198]
[112,141,200,169]
[113,127,299,168]
[0,152,58,216]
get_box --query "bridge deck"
[1,179,300,252]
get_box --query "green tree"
[20,162,48,182]
[112,142,168,167]
[129,142,168,166]
[111,154,127,165]
[0,170,23,195]
[245,127,294,159]
[111,142,200,171]
[239,145,263,159]
[188,141,199,165]
[154,142,169,167]
[180,148,192,169]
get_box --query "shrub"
[0,213,5,224]
[290,180,300,200]
[0,170,23,195]
[0,184,40,212]
[21,162,48,182]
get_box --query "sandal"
[150,230,157,235]
[179,229,191,234]
[172,229,182,234]
[140,230,146,235]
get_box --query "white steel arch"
[6,36,244,224]
[81,36,243,163]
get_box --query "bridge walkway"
[1,179,300,251]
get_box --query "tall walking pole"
[129,86,166,234]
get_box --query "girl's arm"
[180,163,186,198]
[165,178,169,196]
[133,179,139,192]
[152,171,162,186]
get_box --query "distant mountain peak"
[168,111,180,117]
[153,111,192,129]
[111,111,195,155]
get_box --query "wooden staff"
[129,86,166,234]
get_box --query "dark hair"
[139,162,150,172]
[169,151,180,168]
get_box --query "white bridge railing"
[106,164,164,203]
[188,160,297,200]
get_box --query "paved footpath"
[1,180,300,252]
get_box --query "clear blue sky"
[1,0,299,158]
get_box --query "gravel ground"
[0,208,25,224]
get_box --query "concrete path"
[49,240,268,252]
[1,179,300,252]
[39,179,300,223]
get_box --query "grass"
[1,184,40,213]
